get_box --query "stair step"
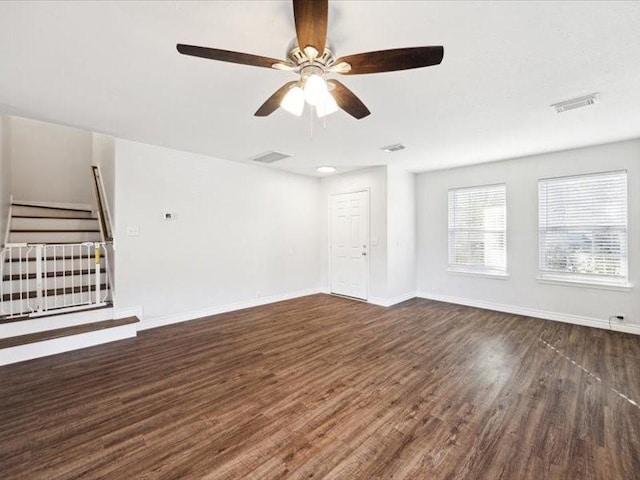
[12,215,97,220]
[0,303,112,324]
[0,304,113,337]
[3,269,94,281]
[0,318,137,349]
[12,202,92,213]
[8,232,101,244]
[11,229,101,233]
[2,284,108,302]
[6,255,99,262]
[0,317,138,362]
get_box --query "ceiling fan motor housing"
[286,41,336,72]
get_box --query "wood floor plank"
[1,294,639,479]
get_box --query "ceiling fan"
[176,0,444,120]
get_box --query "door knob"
[362,252,367,256]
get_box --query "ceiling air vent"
[381,143,406,153]
[250,151,292,164]
[551,93,599,113]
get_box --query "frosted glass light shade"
[280,86,305,116]
[316,93,339,118]
[304,74,328,106]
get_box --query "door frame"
[328,188,371,301]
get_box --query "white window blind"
[448,184,507,275]
[538,170,628,285]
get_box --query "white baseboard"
[369,291,417,307]
[12,200,93,212]
[137,288,323,331]
[416,291,640,335]
[0,323,137,366]
[114,305,143,320]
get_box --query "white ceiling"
[1,1,639,177]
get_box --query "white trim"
[369,291,416,307]
[613,323,640,335]
[114,305,143,320]
[447,269,510,280]
[536,276,632,292]
[137,288,322,331]
[11,200,93,212]
[416,291,640,335]
[0,323,137,366]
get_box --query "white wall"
[417,139,640,328]
[0,115,11,244]
[113,139,322,327]
[319,166,388,301]
[386,167,417,300]
[10,116,93,205]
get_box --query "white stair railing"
[0,242,110,318]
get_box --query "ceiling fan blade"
[334,46,444,75]
[293,0,328,54]
[177,44,284,69]
[327,80,370,120]
[255,81,298,117]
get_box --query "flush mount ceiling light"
[317,166,336,173]
[176,0,444,120]
[551,93,599,113]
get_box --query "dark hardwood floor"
[1,294,639,479]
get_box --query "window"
[448,184,507,276]
[538,170,628,287]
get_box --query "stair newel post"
[35,244,43,314]
[94,243,101,305]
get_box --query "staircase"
[0,167,138,366]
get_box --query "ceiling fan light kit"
[281,86,305,116]
[177,0,444,120]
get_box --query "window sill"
[536,276,632,292]
[447,269,510,280]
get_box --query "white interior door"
[330,190,369,300]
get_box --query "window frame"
[447,182,508,278]
[537,170,630,289]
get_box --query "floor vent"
[251,151,292,164]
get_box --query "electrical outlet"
[615,314,625,322]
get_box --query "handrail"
[2,195,13,249]
[90,165,115,300]
[91,165,113,242]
